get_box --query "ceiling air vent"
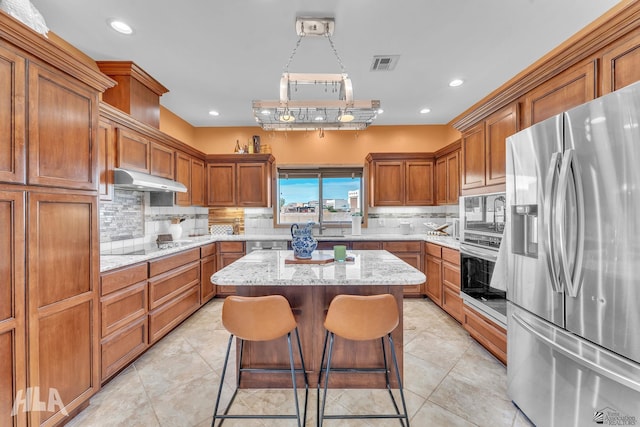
[370,55,400,71]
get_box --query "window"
[277,167,364,226]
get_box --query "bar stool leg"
[388,333,410,427]
[211,334,236,427]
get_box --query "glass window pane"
[278,176,320,224]
[322,176,362,223]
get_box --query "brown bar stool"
[211,295,308,427]
[317,293,410,426]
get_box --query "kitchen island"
[211,249,426,388]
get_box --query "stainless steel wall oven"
[459,193,507,327]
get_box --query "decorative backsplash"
[99,190,144,242]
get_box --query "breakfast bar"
[211,249,426,388]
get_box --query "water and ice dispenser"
[511,204,538,258]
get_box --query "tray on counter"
[284,253,355,264]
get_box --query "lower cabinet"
[215,241,245,296]
[382,241,424,297]
[200,243,217,304]
[148,249,200,344]
[424,243,463,323]
[463,304,507,365]
[99,263,148,382]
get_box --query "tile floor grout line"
[131,362,164,427]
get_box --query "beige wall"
[159,106,461,164]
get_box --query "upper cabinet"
[601,30,640,95]
[206,154,274,207]
[150,141,174,179]
[176,152,205,206]
[117,127,150,173]
[522,60,596,127]
[98,118,116,201]
[0,42,26,184]
[461,104,517,194]
[435,141,460,205]
[366,153,434,207]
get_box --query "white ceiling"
[30,0,620,128]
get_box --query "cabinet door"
[191,159,205,206]
[207,163,235,206]
[28,63,99,190]
[117,128,150,173]
[237,162,269,206]
[98,119,115,201]
[441,260,463,323]
[446,150,460,204]
[405,160,434,205]
[201,255,216,304]
[601,30,640,94]
[523,60,596,127]
[0,191,26,427]
[27,192,99,427]
[435,157,447,205]
[485,104,517,187]
[149,141,174,179]
[0,43,26,184]
[461,122,485,190]
[425,255,442,306]
[175,152,191,206]
[389,252,422,296]
[372,161,404,206]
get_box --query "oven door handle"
[460,243,498,263]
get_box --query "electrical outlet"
[378,218,385,226]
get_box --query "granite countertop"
[100,234,459,273]
[211,250,426,286]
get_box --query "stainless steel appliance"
[459,193,507,327]
[505,81,640,426]
[246,240,288,253]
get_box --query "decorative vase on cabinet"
[290,222,317,259]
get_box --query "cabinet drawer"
[149,285,200,344]
[442,285,463,323]
[383,241,422,253]
[425,242,442,257]
[101,316,147,381]
[148,261,200,309]
[101,281,147,337]
[442,247,460,265]
[463,305,507,364]
[101,263,147,296]
[351,241,382,250]
[148,248,200,277]
[442,261,461,289]
[218,241,245,253]
[201,243,216,257]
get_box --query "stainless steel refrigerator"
[505,81,640,427]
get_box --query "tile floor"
[67,299,534,427]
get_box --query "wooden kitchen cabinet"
[117,127,150,173]
[178,155,206,207]
[0,190,26,427]
[0,42,26,185]
[200,243,217,304]
[98,118,116,201]
[463,304,507,365]
[601,30,640,95]
[149,141,174,179]
[435,141,460,205]
[367,153,435,207]
[148,249,201,344]
[27,192,100,426]
[461,103,517,194]
[216,241,246,296]
[523,60,596,127]
[206,154,274,207]
[351,241,382,250]
[28,63,99,191]
[383,241,424,296]
[424,243,462,322]
[99,263,148,381]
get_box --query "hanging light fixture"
[252,17,380,131]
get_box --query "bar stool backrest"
[222,295,297,341]
[324,294,399,341]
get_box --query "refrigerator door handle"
[555,149,585,298]
[543,152,563,293]
[512,312,640,392]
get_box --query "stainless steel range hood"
[114,168,187,192]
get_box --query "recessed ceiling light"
[449,79,464,87]
[208,110,220,116]
[107,19,133,35]
[420,108,431,114]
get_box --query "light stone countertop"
[211,250,426,286]
[100,234,459,272]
